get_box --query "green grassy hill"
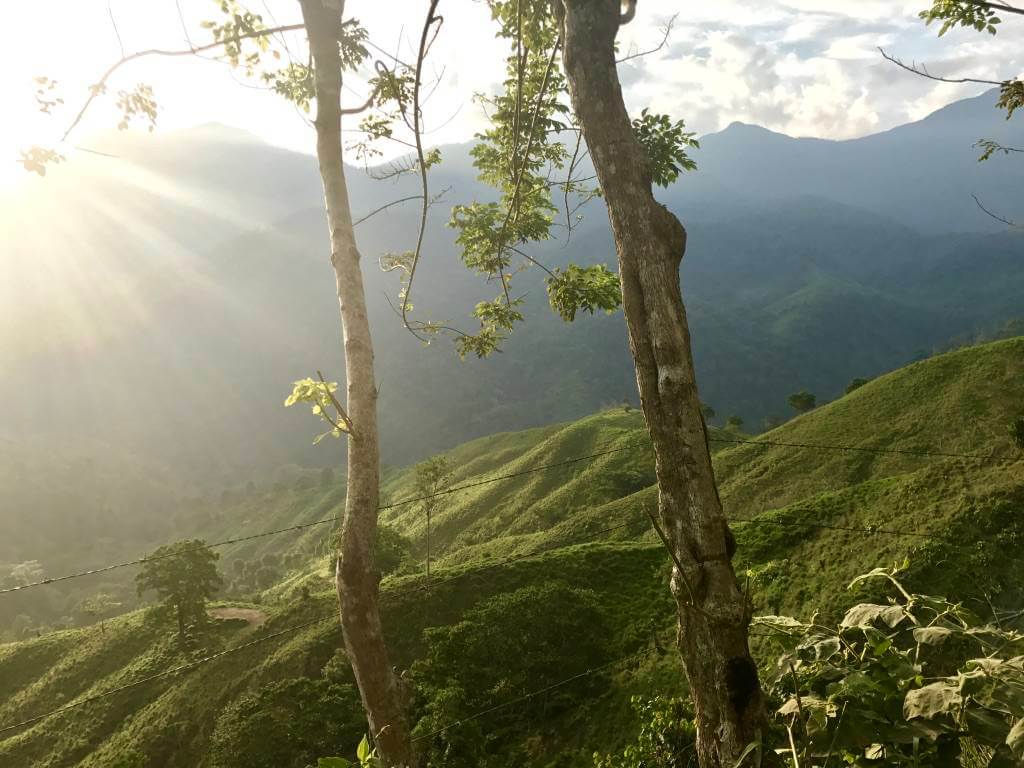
[1,338,1022,767]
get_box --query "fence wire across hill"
[1,431,1012,598]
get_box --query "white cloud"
[1,0,1021,165]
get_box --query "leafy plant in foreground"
[751,563,1024,766]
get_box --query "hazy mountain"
[1,90,1021,486]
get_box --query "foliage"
[592,695,696,768]
[374,525,413,577]
[787,390,817,414]
[285,377,351,444]
[726,415,744,431]
[630,109,699,188]
[700,402,716,421]
[316,736,383,768]
[209,677,366,768]
[547,265,623,322]
[412,581,612,766]
[919,1,1003,36]
[135,539,222,641]
[753,563,1024,766]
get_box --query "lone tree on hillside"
[845,377,870,394]
[726,415,744,431]
[788,390,817,414]
[77,592,122,635]
[413,455,452,582]
[136,539,222,643]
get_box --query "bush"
[592,696,696,768]
[209,678,365,768]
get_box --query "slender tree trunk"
[556,2,769,765]
[298,1,413,764]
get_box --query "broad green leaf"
[841,603,906,629]
[1008,718,1024,756]
[904,682,961,720]
[913,626,955,645]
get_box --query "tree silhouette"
[788,391,817,414]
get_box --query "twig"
[61,23,305,143]
[972,193,1019,227]
[616,13,677,63]
[108,2,126,58]
[878,48,1004,87]
[353,195,424,227]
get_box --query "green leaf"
[318,759,352,768]
[904,681,961,720]
[841,603,907,629]
[356,735,370,762]
[1008,718,1024,756]
[913,626,955,645]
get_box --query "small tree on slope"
[135,539,222,643]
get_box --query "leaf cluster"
[919,1,1003,35]
[630,109,699,188]
[753,563,1024,766]
[284,377,351,444]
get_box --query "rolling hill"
[2,337,1022,767]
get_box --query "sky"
[1,0,1022,187]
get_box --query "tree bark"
[555,2,769,765]
[298,1,413,764]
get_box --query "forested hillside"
[2,90,1022,485]
[3,337,1021,767]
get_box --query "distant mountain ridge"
[0,89,1021,485]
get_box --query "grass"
[2,337,1022,766]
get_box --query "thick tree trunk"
[298,1,413,764]
[556,2,769,765]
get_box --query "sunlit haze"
[1,0,1022,191]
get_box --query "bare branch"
[399,0,443,341]
[353,195,423,227]
[878,47,1004,87]
[972,193,1020,227]
[108,2,126,58]
[616,13,678,64]
[61,22,305,143]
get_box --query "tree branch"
[353,195,424,227]
[878,47,1005,87]
[963,0,1024,16]
[61,23,305,143]
[397,0,443,342]
[616,13,677,63]
[972,193,1019,227]
[316,370,355,435]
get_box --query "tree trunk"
[298,1,413,764]
[556,2,769,765]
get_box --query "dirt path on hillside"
[208,607,268,627]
